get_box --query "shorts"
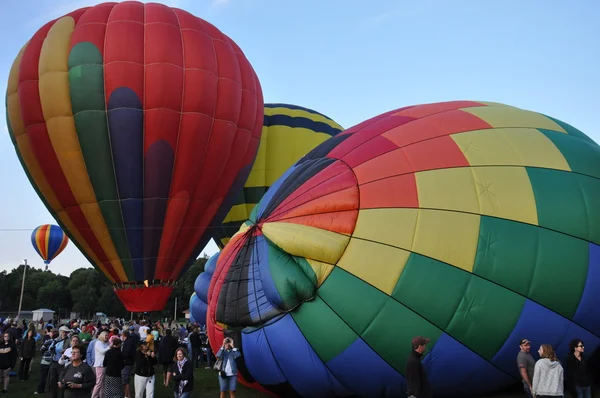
[121,365,133,384]
[0,369,10,379]
[218,374,237,392]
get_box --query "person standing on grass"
[216,337,242,398]
[166,348,194,398]
[134,342,157,398]
[0,333,17,394]
[405,336,432,398]
[57,345,96,398]
[19,329,36,381]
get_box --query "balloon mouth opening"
[114,282,175,312]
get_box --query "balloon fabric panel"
[6,2,263,312]
[213,103,344,248]
[204,101,600,397]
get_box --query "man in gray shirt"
[516,338,536,398]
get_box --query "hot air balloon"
[205,101,600,397]
[5,2,263,312]
[188,293,198,324]
[193,252,218,325]
[213,103,344,248]
[31,224,69,270]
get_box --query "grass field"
[4,358,596,397]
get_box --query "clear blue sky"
[0,0,598,276]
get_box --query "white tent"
[32,308,55,322]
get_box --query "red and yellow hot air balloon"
[31,224,69,270]
[5,2,263,312]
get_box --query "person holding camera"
[215,337,241,398]
[133,341,157,398]
[57,345,96,398]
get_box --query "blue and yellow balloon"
[31,224,69,270]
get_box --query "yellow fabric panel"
[412,209,480,272]
[6,46,114,282]
[471,166,538,225]
[416,168,480,214]
[264,106,343,130]
[222,203,254,224]
[244,125,269,187]
[353,208,418,251]
[261,222,349,265]
[264,126,331,185]
[306,259,335,287]
[337,238,410,295]
[451,128,571,171]
[462,106,567,133]
[38,16,126,282]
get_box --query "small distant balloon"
[31,224,69,270]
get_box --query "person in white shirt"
[138,323,150,341]
[58,335,82,367]
[91,331,111,398]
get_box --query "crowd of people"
[0,316,242,398]
[406,336,597,398]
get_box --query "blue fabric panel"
[253,165,298,221]
[573,243,600,336]
[247,236,282,324]
[553,321,600,361]
[194,272,212,303]
[47,225,64,261]
[205,252,219,274]
[491,299,569,377]
[423,333,515,397]
[263,314,351,397]
[190,296,207,326]
[326,337,405,397]
[240,328,286,386]
[257,234,284,308]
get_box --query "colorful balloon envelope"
[31,224,69,268]
[206,101,600,397]
[213,103,344,248]
[5,2,263,312]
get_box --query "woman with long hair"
[532,344,564,397]
[19,329,36,380]
[0,332,17,394]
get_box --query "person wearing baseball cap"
[405,336,432,398]
[517,338,535,397]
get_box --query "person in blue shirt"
[215,337,241,398]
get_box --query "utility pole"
[174,297,178,321]
[17,259,27,318]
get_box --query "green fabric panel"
[446,276,525,360]
[527,167,600,245]
[290,295,357,362]
[475,217,589,318]
[294,256,318,287]
[362,299,442,372]
[543,115,598,146]
[538,129,600,179]
[232,186,268,206]
[474,217,538,296]
[318,267,388,336]
[267,243,316,309]
[392,253,470,329]
[68,42,134,280]
[529,228,589,318]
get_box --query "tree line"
[0,255,208,319]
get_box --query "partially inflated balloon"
[6,2,263,312]
[212,103,344,248]
[206,101,600,397]
[31,224,68,268]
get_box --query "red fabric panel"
[382,109,491,148]
[360,174,419,209]
[342,135,399,168]
[394,100,486,118]
[402,135,470,172]
[114,285,174,312]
